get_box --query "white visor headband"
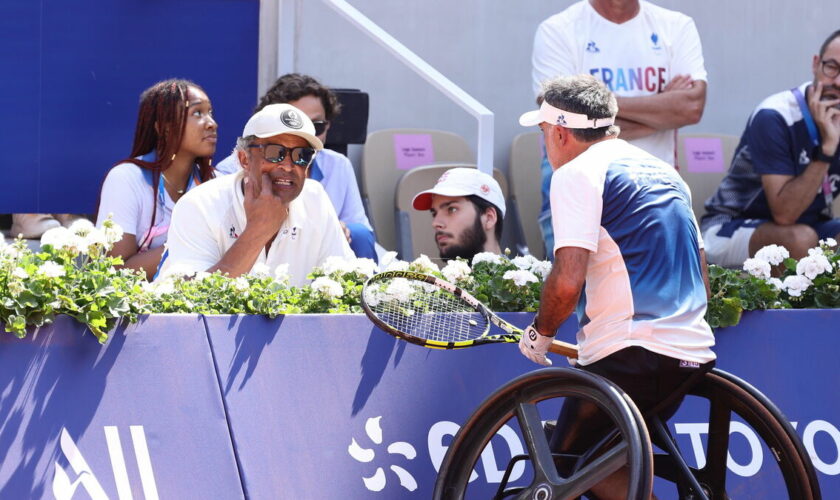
[519,101,615,129]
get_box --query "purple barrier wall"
[2,311,836,498]
[0,315,244,499]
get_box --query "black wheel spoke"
[514,401,559,485]
[560,440,629,497]
[703,385,732,496]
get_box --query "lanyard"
[791,86,833,216]
[140,165,202,252]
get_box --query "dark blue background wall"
[0,0,259,213]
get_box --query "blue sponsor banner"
[207,311,836,499]
[0,315,244,499]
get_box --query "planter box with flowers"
[1,220,837,342]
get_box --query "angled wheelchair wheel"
[652,369,821,500]
[433,367,653,500]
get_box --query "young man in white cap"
[411,167,506,261]
[157,103,353,286]
[517,74,714,498]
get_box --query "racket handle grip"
[548,340,579,359]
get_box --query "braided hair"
[111,79,216,249]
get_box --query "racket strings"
[364,279,489,343]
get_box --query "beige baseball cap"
[241,103,324,150]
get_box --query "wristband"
[814,147,835,164]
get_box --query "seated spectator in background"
[701,30,840,267]
[96,79,218,280]
[531,0,708,257]
[216,73,377,261]
[158,104,353,285]
[411,168,505,261]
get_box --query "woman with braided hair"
[96,79,218,280]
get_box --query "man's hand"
[242,173,289,243]
[663,74,694,92]
[519,323,553,366]
[809,82,840,157]
[341,221,352,243]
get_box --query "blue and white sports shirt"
[550,139,716,366]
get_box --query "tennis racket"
[360,270,578,358]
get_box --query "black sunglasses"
[312,120,329,136]
[248,144,316,167]
[821,60,840,79]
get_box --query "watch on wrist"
[814,147,835,164]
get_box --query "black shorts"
[549,346,715,469]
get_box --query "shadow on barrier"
[213,315,285,395]
[0,316,130,498]
[351,325,407,416]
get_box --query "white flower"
[311,277,344,298]
[350,258,378,278]
[441,260,472,283]
[766,277,784,290]
[819,238,837,248]
[273,264,290,281]
[472,252,503,266]
[385,259,409,272]
[530,260,552,280]
[503,269,539,287]
[807,247,825,257]
[511,255,539,270]
[743,258,771,279]
[754,244,789,266]
[321,256,354,276]
[83,229,109,251]
[194,271,212,282]
[251,263,271,277]
[68,218,95,236]
[164,264,196,279]
[384,278,414,302]
[796,253,833,280]
[40,227,72,249]
[152,280,176,296]
[411,254,439,273]
[379,251,399,271]
[2,245,21,260]
[232,277,250,292]
[37,261,66,278]
[12,267,28,279]
[782,275,811,297]
[364,289,382,307]
[102,218,124,245]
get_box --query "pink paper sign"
[393,134,435,170]
[684,137,725,173]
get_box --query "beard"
[438,215,487,261]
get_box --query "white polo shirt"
[158,171,354,286]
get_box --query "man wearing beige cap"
[158,103,353,286]
[517,74,714,498]
[412,167,505,261]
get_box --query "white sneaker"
[10,213,61,239]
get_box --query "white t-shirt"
[550,139,714,366]
[158,171,354,287]
[532,0,707,165]
[96,162,180,249]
